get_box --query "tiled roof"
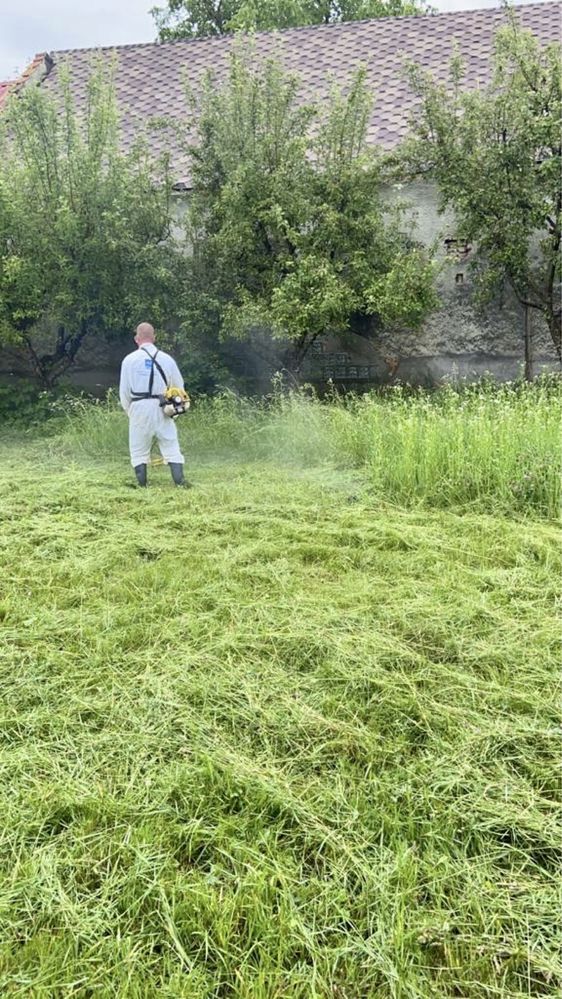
[0,54,50,109]
[39,2,561,185]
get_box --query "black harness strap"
[130,348,169,401]
[145,348,169,394]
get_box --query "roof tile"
[39,2,560,185]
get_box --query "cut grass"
[0,389,560,997]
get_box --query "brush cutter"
[160,386,191,419]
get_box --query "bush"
[0,381,65,429]
[0,381,105,436]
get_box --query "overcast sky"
[0,0,551,80]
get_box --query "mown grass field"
[0,384,560,997]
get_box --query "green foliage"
[157,326,237,394]
[0,65,178,386]
[0,381,60,428]
[152,0,430,41]
[181,55,437,372]
[367,247,438,328]
[404,15,562,358]
[0,393,559,995]
[0,381,102,433]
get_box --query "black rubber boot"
[169,462,190,488]
[134,463,148,487]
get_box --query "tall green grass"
[56,379,561,517]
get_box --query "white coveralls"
[119,344,185,468]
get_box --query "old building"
[3,2,561,388]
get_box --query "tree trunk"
[546,309,562,363]
[23,322,91,389]
[524,306,533,381]
[282,331,321,379]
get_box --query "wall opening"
[445,237,472,260]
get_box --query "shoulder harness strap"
[142,347,169,396]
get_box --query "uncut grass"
[55,379,561,518]
[0,437,560,996]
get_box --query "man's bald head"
[135,323,155,345]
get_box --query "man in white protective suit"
[119,322,190,488]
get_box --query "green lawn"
[0,390,560,997]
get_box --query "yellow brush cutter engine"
[160,386,191,419]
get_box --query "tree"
[152,0,430,41]
[0,66,177,387]
[180,53,437,374]
[404,15,562,364]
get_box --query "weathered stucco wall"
[302,181,559,386]
[1,182,559,392]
